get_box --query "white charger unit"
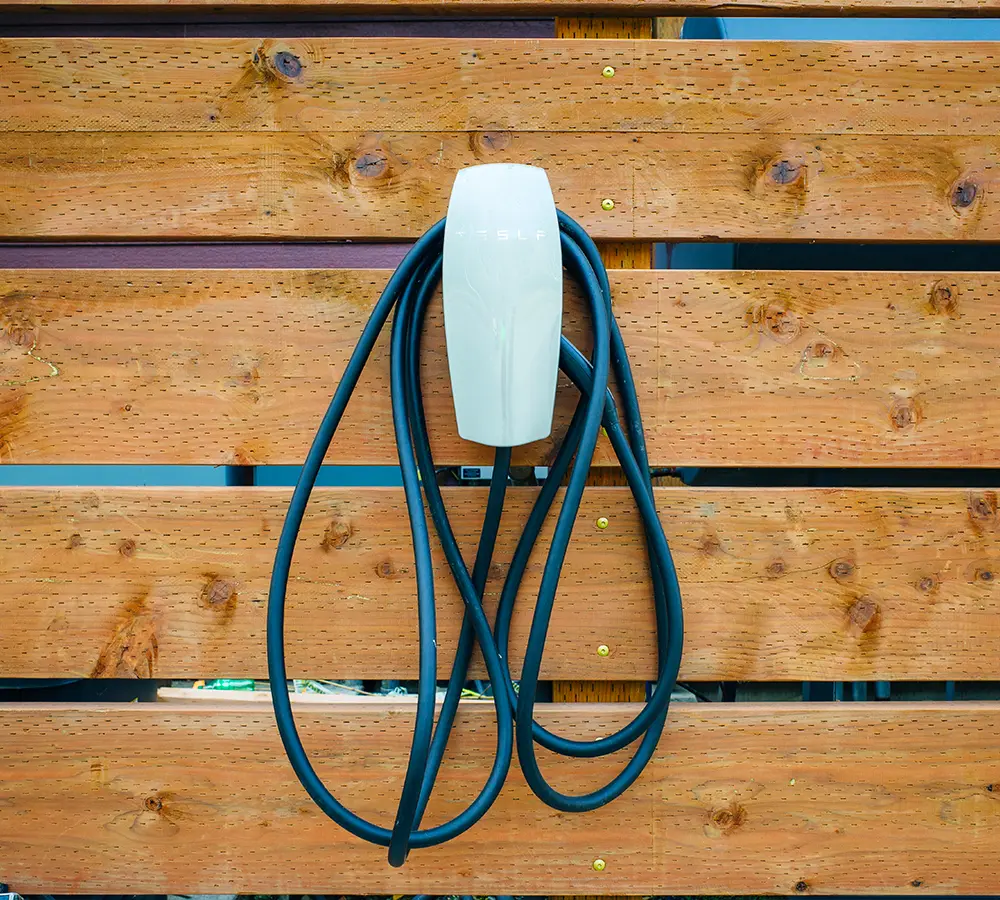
[442,164,563,448]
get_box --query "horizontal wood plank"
[1,701,999,894]
[1,486,998,681]
[3,41,998,242]
[0,269,998,466]
[2,132,997,242]
[4,0,1000,14]
[3,40,1000,136]
[3,0,1000,15]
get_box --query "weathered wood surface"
[0,269,997,466]
[4,40,997,242]
[556,12,653,38]
[550,13,654,726]
[2,0,999,15]
[1,486,998,681]
[4,40,1000,135]
[2,131,995,241]
[1,701,999,895]
[2,41,997,241]
[4,0,1000,14]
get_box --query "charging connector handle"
[267,211,683,867]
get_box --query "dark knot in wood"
[273,51,302,79]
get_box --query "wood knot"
[769,159,802,185]
[929,281,959,317]
[143,795,163,812]
[975,567,994,584]
[765,559,786,578]
[470,129,512,155]
[847,596,880,637]
[757,306,801,343]
[911,880,923,888]
[375,559,399,579]
[987,783,998,795]
[322,519,353,551]
[201,576,238,608]
[68,532,83,549]
[273,50,302,79]
[951,180,978,210]
[968,491,998,530]
[354,152,388,180]
[699,532,723,556]
[707,802,747,836]
[766,307,801,342]
[747,303,801,343]
[795,881,809,893]
[232,445,256,465]
[917,574,938,593]
[3,318,38,348]
[807,340,839,360]
[118,538,137,558]
[829,558,855,582]
[489,560,509,581]
[889,397,919,432]
[91,593,158,678]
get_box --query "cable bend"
[267,211,683,866]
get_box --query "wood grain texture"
[4,40,1000,136]
[551,14,653,719]
[555,14,653,37]
[654,16,685,37]
[1,486,998,681]
[0,268,998,466]
[2,131,997,241]
[2,701,999,895]
[593,242,653,269]
[2,0,1000,14]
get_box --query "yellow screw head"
[596,516,610,530]
[597,644,610,657]
[593,858,607,872]
[601,198,615,211]
[602,65,616,78]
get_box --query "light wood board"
[2,132,996,241]
[0,486,997,681]
[1,701,998,895]
[4,40,1000,136]
[0,269,997,466]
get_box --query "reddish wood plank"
[1,701,998,895]
[0,486,997,681]
[0,269,998,466]
[4,40,1000,136]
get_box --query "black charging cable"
[267,210,684,867]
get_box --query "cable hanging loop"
[266,211,683,867]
